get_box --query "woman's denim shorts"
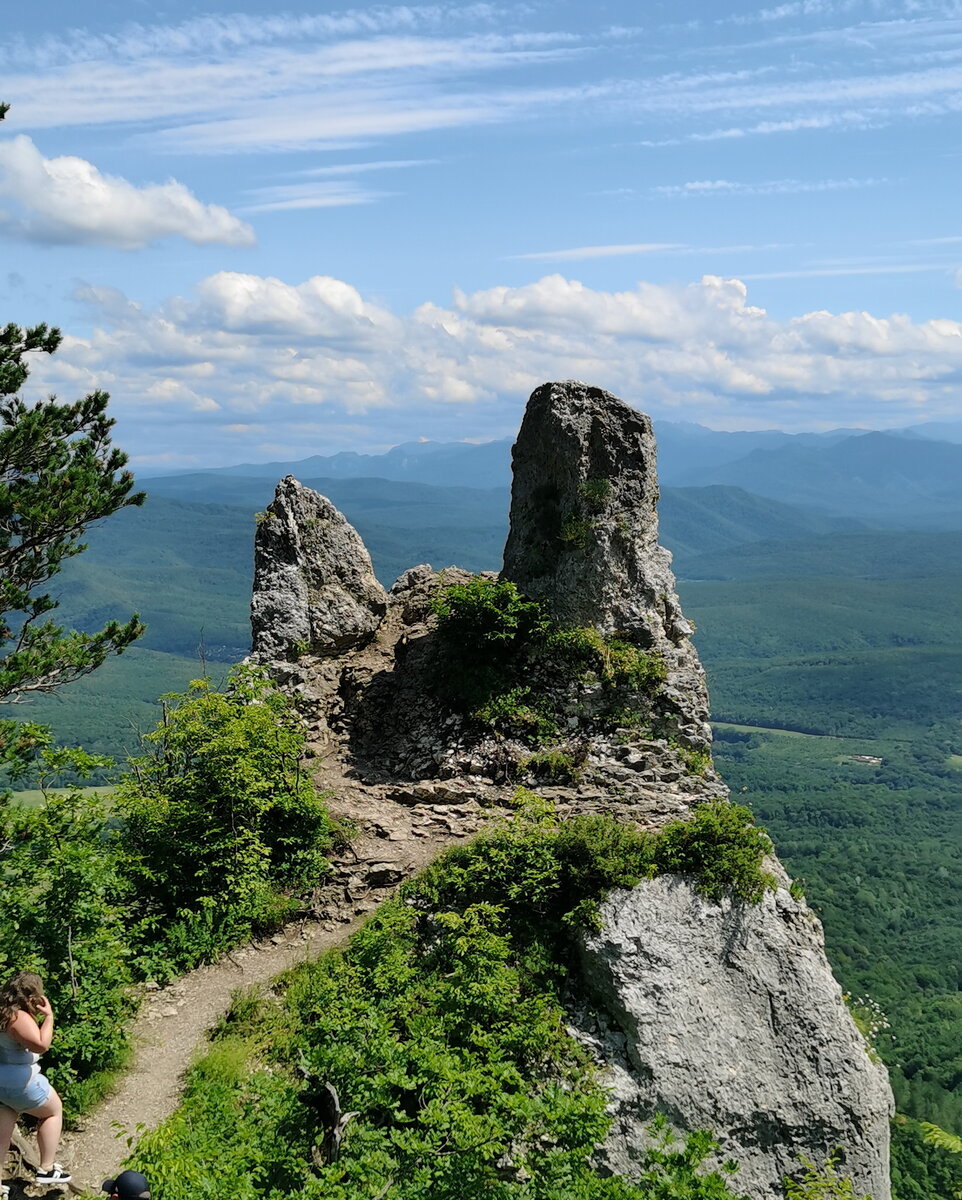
[0,1071,51,1112]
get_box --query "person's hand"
[34,996,53,1022]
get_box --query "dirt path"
[40,789,485,1198]
[58,913,368,1195]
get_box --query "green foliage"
[431,576,665,744]
[578,477,612,512]
[783,1152,871,1200]
[118,664,332,975]
[127,806,756,1200]
[891,1117,962,1200]
[0,746,136,1113]
[521,747,584,783]
[432,576,547,649]
[0,325,145,702]
[650,801,775,903]
[560,513,593,548]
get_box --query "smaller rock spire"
[250,475,388,661]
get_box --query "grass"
[9,784,117,809]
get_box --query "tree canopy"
[0,320,145,706]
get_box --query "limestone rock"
[574,876,893,1200]
[250,475,388,660]
[502,381,712,748]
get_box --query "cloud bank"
[21,269,962,466]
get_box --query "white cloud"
[509,243,686,262]
[652,176,888,198]
[0,135,254,248]
[19,269,962,465]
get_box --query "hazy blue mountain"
[144,421,962,526]
[196,438,515,489]
[658,485,861,562]
[672,431,962,524]
[651,421,861,484]
[900,420,962,444]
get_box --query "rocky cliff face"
[574,875,892,1199]
[250,380,893,1199]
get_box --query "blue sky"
[2,0,961,468]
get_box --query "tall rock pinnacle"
[502,380,710,748]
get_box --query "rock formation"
[503,380,710,750]
[250,474,388,662]
[574,875,892,1199]
[250,381,893,1200]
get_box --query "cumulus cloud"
[0,135,254,248]
[20,269,962,466]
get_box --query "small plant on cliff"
[783,1151,871,1200]
[842,993,890,1063]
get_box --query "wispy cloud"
[5,3,962,158]
[0,135,253,248]
[508,242,685,262]
[242,158,434,212]
[242,181,388,213]
[296,158,438,177]
[740,263,949,279]
[652,176,888,198]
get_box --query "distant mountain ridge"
[142,419,962,529]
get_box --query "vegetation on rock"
[431,576,666,746]
[129,800,775,1199]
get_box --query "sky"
[2,0,962,469]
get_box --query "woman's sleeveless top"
[0,1025,40,1066]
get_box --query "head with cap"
[102,1170,150,1199]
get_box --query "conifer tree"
[0,340,146,702]
[0,276,145,702]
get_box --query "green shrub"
[431,577,665,744]
[0,746,135,1114]
[118,664,332,975]
[783,1152,871,1200]
[651,802,775,903]
[522,747,584,783]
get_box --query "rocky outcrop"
[503,381,711,749]
[250,475,388,661]
[572,874,892,1199]
[249,382,893,1200]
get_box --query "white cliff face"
[574,874,894,1200]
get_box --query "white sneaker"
[35,1162,72,1184]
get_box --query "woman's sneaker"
[35,1162,72,1184]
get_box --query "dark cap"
[102,1170,150,1199]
